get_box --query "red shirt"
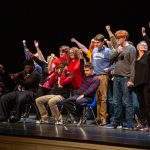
[68,59,82,89]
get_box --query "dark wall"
[0,0,149,73]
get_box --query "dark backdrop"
[0,0,149,73]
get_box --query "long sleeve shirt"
[44,70,73,98]
[92,46,113,74]
[76,74,100,98]
[110,44,136,82]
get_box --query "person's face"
[94,40,104,48]
[59,50,67,58]
[24,65,34,74]
[116,36,126,46]
[138,43,148,52]
[69,49,75,59]
[84,68,93,77]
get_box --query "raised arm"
[47,53,57,71]
[22,40,30,60]
[105,25,118,48]
[71,38,88,54]
[34,40,46,62]
[141,26,150,49]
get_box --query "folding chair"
[81,94,98,126]
[22,102,41,121]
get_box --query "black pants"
[0,90,34,119]
[136,84,150,126]
[63,95,92,121]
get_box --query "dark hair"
[60,61,68,66]
[84,62,94,69]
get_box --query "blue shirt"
[92,46,113,75]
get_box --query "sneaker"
[122,124,134,130]
[36,118,50,124]
[105,123,120,129]
[55,120,63,125]
[99,119,107,126]
[55,115,63,125]
[105,123,115,128]
[134,125,145,131]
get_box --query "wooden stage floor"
[0,117,150,149]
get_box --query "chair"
[22,102,41,121]
[81,94,98,126]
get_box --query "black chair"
[22,102,41,121]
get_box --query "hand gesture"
[106,25,111,31]
[117,46,123,53]
[142,27,145,33]
[127,81,134,87]
[22,40,26,46]
[34,40,39,47]
[71,38,77,43]
[103,68,109,73]
[76,95,84,100]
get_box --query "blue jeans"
[107,78,114,123]
[113,76,134,127]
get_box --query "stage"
[0,117,150,150]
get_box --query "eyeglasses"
[69,52,74,54]
[116,36,125,39]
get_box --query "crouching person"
[36,62,73,124]
[0,59,41,123]
[63,63,100,124]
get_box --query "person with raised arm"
[141,24,150,49]
[34,40,46,62]
[67,47,85,95]
[22,40,42,74]
[36,62,73,124]
[134,40,150,132]
[109,30,136,130]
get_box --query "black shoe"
[9,116,20,123]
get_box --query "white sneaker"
[55,115,63,125]
[36,118,49,124]
[55,120,63,125]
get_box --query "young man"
[63,63,100,123]
[0,59,41,123]
[91,34,113,125]
[109,30,136,129]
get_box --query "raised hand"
[34,40,39,47]
[22,40,26,46]
[141,27,146,36]
[106,25,111,31]
[71,38,77,43]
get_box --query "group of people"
[0,23,150,132]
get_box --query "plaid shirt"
[76,74,100,98]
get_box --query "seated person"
[0,64,13,97]
[63,63,100,123]
[0,59,41,122]
[35,62,73,124]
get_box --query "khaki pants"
[36,95,64,120]
[96,75,108,120]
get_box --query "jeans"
[113,76,134,127]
